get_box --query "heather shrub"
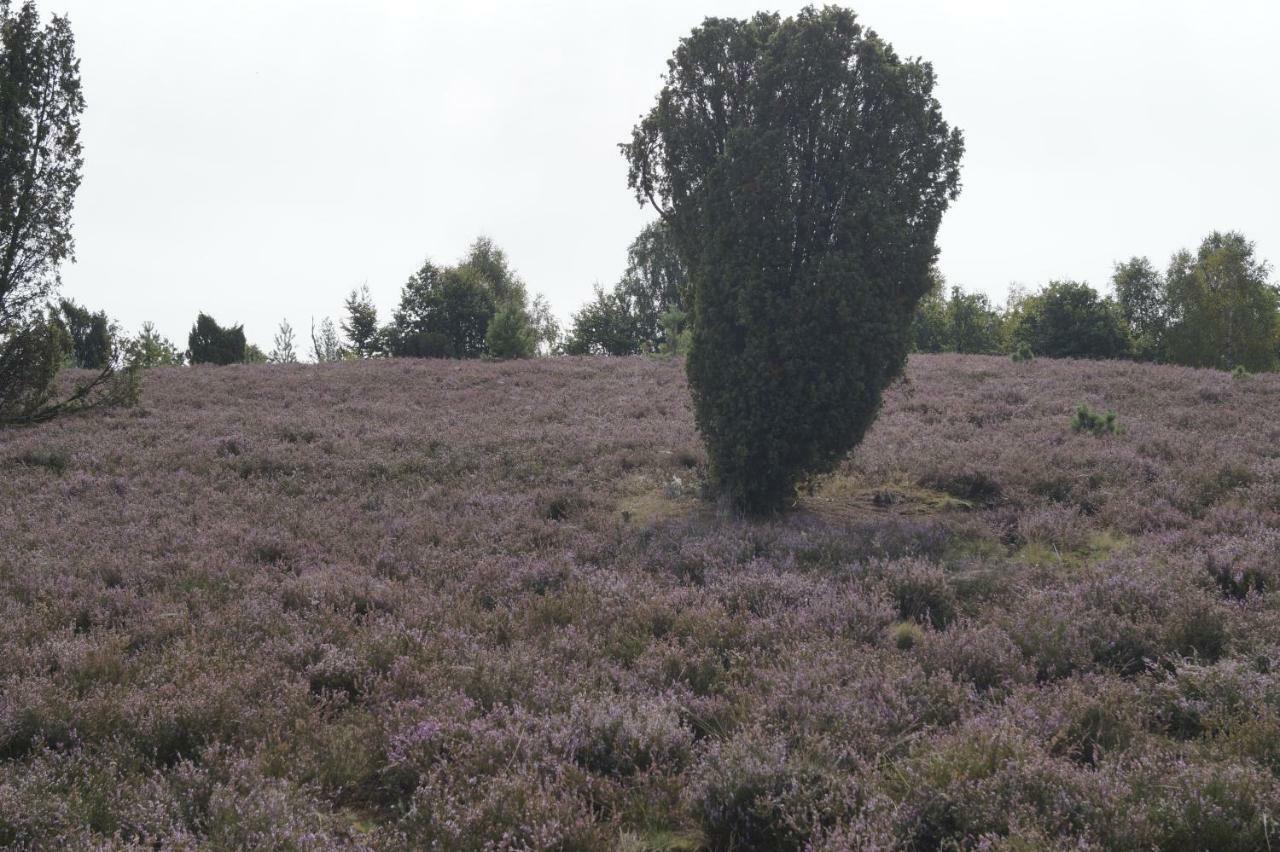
[565,693,694,777]
[1089,620,1163,677]
[1037,682,1142,767]
[1205,536,1274,599]
[5,349,1280,844]
[1164,600,1231,662]
[1000,592,1095,681]
[917,621,1033,692]
[304,712,387,803]
[891,727,1101,848]
[400,763,611,850]
[689,733,858,851]
[1145,660,1266,742]
[536,487,588,522]
[1015,505,1091,554]
[1194,462,1253,508]
[305,643,363,699]
[1107,753,1280,851]
[883,560,958,629]
[8,447,69,474]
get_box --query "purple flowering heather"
[0,354,1279,848]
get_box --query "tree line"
[911,231,1279,371]
[14,220,1280,376]
[170,237,559,366]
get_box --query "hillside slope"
[2,355,1279,848]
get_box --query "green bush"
[187,313,246,365]
[1070,404,1121,436]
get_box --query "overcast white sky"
[51,0,1280,349]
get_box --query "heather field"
[2,355,1280,849]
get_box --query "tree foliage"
[386,238,544,360]
[388,263,494,358]
[188,313,246,365]
[269,318,297,364]
[310,316,344,363]
[0,2,136,425]
[57,297,112,368]
[623,7,963,513]
[618,220,687,350]
[565,220,689,356]
[1112,257,1167,361]
[341,285,380,358]
[910,268,950,354]
[945,287,1002,354]
[0,0,82,328]
[0,307,65,419]
[1007,281,1129,361]
[527,293,560,355]
[1163,232,1277,372]
[1,307,136,424]
[126,321,184,367]
[562,285,644,356]
[485,301,537,359]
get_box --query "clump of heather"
[1,353,1279,847]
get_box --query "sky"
[48,0,1280,349]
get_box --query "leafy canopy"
[1008,281,1129,361]
[565,220,689,356]
[1164,232,1277,372]
[623,6,963,513]
[563,285,645,356]
[387,238,546,360]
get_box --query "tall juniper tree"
[188,313,246,365]
[0,1,135,424]
[623,7,963,513]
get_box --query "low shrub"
[689,734,857,851]
[1070,403,1121,436]
[565,694,694,777]
[883,560,958,629]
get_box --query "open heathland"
[2,354,1280,849]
